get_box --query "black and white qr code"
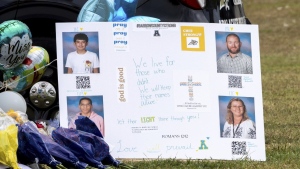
[232,141,247,155]
[76,76,91,89]
[228,75,242,88]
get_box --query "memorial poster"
[56,22,265,161]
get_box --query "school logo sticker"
[153,30,160,37]
[196,137,210,151]
[181,26,205,51]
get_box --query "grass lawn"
[117,0,300,168]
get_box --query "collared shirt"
[217,52,253,74]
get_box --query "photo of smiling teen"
[63,32,100,74]
[68,96,105,137]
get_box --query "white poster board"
[56,22,266,161]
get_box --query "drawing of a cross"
[179,76,201,101]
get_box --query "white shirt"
[222,119,256,139]
[65,51,99,73]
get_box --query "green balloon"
[0,20,32,70]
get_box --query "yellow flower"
[6,109,23,124]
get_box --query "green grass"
[114,0,300,168]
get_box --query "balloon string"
[137,0,150,8]
[0,59,57,91]
[14,0,21,19]
[0,81,8,91]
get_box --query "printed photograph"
[219,96,256,139]
[216,32,252,74]
[67,95,105,137]
[62,32,100,74]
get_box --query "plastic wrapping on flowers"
[17,122,61,168]
[75,117,103,138]
[0,101,24,169]
[75,117,120,167]
[39,133,88,169]
[52,127,110,169]
[0,124,19,169]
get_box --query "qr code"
[232,141,247,155]
[76,76,91,89]
[228,75,242,88]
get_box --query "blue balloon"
[114,0,138,20]
[77,0,160,22]
[77,0,114,22]
[113,7,127,21]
